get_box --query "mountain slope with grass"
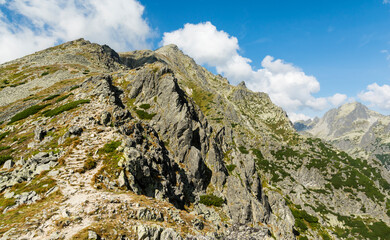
[0,39,389,239]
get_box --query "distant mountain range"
[294,102,390,170]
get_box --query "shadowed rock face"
[0,39,389,239]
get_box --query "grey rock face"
[34,126,47,141]
[224,224,272,240]
[68,126,83,136]
[123,60,272,227]
[2,160,14,169]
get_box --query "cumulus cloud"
[0,0,153,63]
[358,83,390,110]
[288,112,312,122]
[328,93,348,106]
[162,22,347,118]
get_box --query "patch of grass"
[13,173,56,195]
[139,103,151,110]
[0,155,12,166]
[44,99,90,117]
[99,141,121,154]
[199,194,224,207]
[0,191,62,234]
[43,94,60,101]
[78,158,97,173]
[55,93,73,103]
[8,104,49,124]
[135,109,156,120]
[238,146,249,154]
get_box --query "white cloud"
[328,93,347,106]
[358,83,390,110]
[162,22,347,115]
[288,112,312,122]
[384,0,390,4]
[162,22,241,67]
[381,49,390,60]
[0,0,153,63]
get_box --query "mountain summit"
[295,102,390,170]
[0,39,389,239]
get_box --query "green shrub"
[0,131,10,141]
[44,99,90,117]
[139,103,151,110]
[55,93,73,103]
[43,94,60,101]
[100,141,121,153]
[295,218,308,231]
[251,148,264,159]
[226,164,236,173]
[0,155,12,166]
[135,109,156,120]
[8,104,49,124]
[238,146,249,154]
[291,208,318,223]
[41,71,49,76]
[0,146,11,151]
[70,85,80,91]
[199,194,224,207]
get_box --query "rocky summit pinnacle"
[0,39,389,239]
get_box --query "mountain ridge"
[0,39,389,239]
[295,101,390,170]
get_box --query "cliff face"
[295,102,390,170]
[0,39,389,239]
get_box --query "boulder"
[68,126,83,136]
[3,160,14,169]
[88,230,100,240]
[34,126,47,141]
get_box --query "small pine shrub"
[8,104,49,124]
[41,71,49,76]
[70,85,80,91]
[135,109,156,120]
[139,103,151,110]
[55,93,73,103]
[199,194,224,207]
[100,141,121,153]
[0,155,12,166]
[226,164,236,173]
[0,131,10,141]
[43,94,60,101]
[0,146,11,151]
[44,99,90,117]
[238,146,249,154]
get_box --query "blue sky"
[1,0,389,120]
